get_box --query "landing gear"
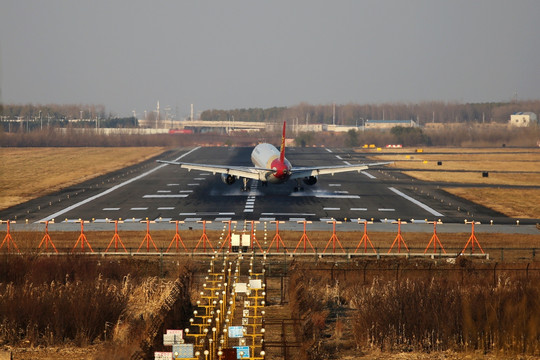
[293,179,305,192]
[242,178,251,192]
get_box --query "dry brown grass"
[368,147,540,218]
[447,188,540,219]
[0,147,166,210]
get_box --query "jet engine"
[221,174,237,185]
[302,176,317,186]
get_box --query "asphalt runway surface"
[4,146,533,232]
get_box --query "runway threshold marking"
[388,187,444,217]
[37,147,201,223]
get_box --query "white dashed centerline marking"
[243,181,259,213]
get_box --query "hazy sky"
[1,1,539,117]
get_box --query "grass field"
[370,147,540,219]
[0,147,166,210]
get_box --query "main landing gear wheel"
[242,178,251,192]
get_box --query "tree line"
[201,100,540,125]
[3,100,539,125]
[1,104,107,120]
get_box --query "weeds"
[289,259,540,358]
[0,255,184,348]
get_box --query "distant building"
[326,124,359,132]
[510,112,538,127]
[364,119,418,130]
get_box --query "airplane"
[157,122,391,192]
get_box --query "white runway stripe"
[315,194,360,199]
[361,171,376,179]
[37,147,201,223]
[388,187,444,217]
[143,194,188,198]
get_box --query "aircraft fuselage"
[250,143,292,184]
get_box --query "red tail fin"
[279,121,286,162]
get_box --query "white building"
[364,119,418,129]
[510,112,538,127]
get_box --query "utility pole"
[156,101,160,129]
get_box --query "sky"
[1,0,539,118]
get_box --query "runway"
[0,147,519,225]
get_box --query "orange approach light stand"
[423,221,446,254]
[38,221,58,253]
[323,220,345,254]
[388,219,409,253]
[137,220,158,253]
[72,220,94,253]
[0,220,20,253]
[354,220,376,254]
[267,221,287,253]
[194,220,214,253]
[166,220,188,253]
[294,221,315,253]
[106,220,127,253]
[461,221,485,255]
[250,220,264,252]
[219,220,234,251]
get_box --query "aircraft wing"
[157,160,272,181]
[289,161,392,179]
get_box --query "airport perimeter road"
[1,147,515,225]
